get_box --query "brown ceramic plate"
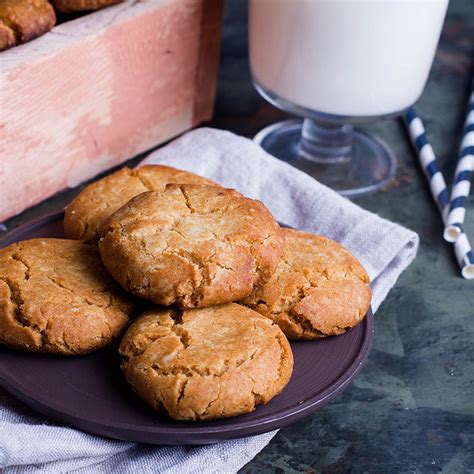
[0,212,374,445]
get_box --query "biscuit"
[0,0,56,51]
[242,228,371,340]
[99,184,285,308]
[0,21,16,51]
[51,0,121,12]
[64,165,217,243]
[119,304,293,421]
[0,239,135,355]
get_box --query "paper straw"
[454,231,474,279]
[405,107,474,279]
[404,108,450,218]
[444,87,474,242]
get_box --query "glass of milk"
[249,0,449,196]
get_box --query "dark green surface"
[2,0,473,472]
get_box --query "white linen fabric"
[0,128,418,473]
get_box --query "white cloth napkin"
[0,128,418,473]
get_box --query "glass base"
[254,119,397,197]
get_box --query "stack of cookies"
[0,165,371,421]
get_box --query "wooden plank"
[0,0,223,222]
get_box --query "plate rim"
[0,211,374,443]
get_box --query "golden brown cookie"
[0,238,136,355]
[242,228,371,340]
[64,165,217,243]
[51,0,121,12]
[99,184,285,308]
[0,20,16,51]
[0,0,56,51]
[119,304,294,421]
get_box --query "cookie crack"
[245,326,264,407]
[282,254,368,287]
[169,308,184,325]
[166,227,187,241]
[61,337,79,354]
[123,311,190,365]
[149,345,259,379]
[44,275,112,312]
[82,220,91,240]
[208,202,243,215]
[122,331,172,360]
[48,319,79,355]
[158,250,207,306]
[287,307,325,337]
[162,345,262,418]
[246,373,263,407]
[178,186,195,214]
[0,277,47,344]
[133,171,156,192]
[160,236,242,306]
[244,298,316,336]
[0,277,28,327]
[11,253,32,280]
[288,269,367,336]
[200,379,222,417]
[255,284,324,337]
[124,230,159,267]
[176,378,190,406]
[168,309,191,349]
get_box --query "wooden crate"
[0,0,223,222]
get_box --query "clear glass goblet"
[249,0,449,197]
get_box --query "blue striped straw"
[454,233,474,280]
[404,108,450,218]
[444,86,474,242]
[405,107,474,280]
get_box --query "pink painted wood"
[0,0,223,221]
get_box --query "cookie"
[0,0,56,51]
[0,20,16,51]
[51,0,121,12]
[0,239,136,355]
[242,228,371,340]
[99,184,285,308]
[119,303,293,421]
[64,165,217,243]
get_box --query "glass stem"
[298,118,353,163]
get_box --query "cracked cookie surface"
[99,184,285,308]
[64,165,217,243]
[0,239,136,355]
[119,303,293,421]
[241,228,371,340]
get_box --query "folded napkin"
[0,128,418,473]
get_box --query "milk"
[249,0,449,117]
